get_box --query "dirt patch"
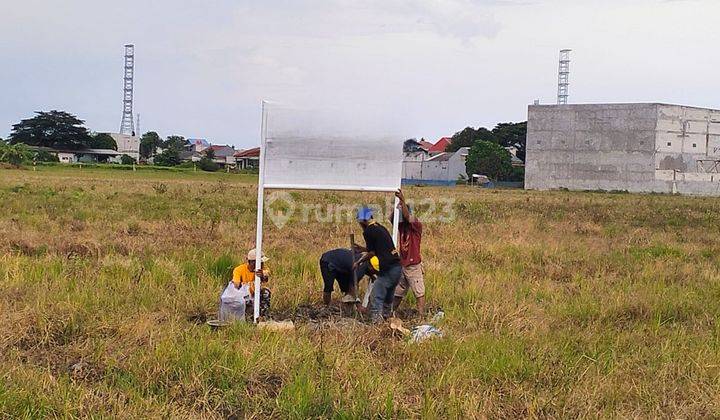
[246,372,284,399]
[186,308,211,325]
[293,303,343,321]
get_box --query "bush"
[0,143,32,167]
[197,156,220,172]
[120,154,136,165]
[508,166,524,182]
[33,150,59,163]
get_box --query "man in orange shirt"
[231,248,271,318]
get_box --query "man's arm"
[396,189,414,223]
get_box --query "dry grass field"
[2,165,720,418]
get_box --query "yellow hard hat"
[370,256,380,272]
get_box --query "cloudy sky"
[1,0,718,148]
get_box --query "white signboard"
[262,104,403,192]
[252,102,404,321]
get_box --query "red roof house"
[234,147,260,169]
[233,147,260,158]
[428,137,452,154]
[418,139,434,151]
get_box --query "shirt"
[362,221,400,272]
[398,217,422,267]
[320,248,369,282]
[232,263,269,294]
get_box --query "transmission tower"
[119,44,135,135]
[557,49,571,105]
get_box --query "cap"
[370,256,380,272]
[356,206,374,221]
[247,248,268,262]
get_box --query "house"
[205,145,237,166]
[403,139,430,162]
[428,137,452,155]
[402,147,469,186]
[189,138,210,153]
[503,146,524,167]
[234,147,260,169]
[418,139,434,151]
[29,146,124,163]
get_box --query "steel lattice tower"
[119,44,135,135]
[557,49,571,105]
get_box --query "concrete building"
[525,103,720,195]
[109,133,140,161]
[402,147,469,186]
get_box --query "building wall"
[525,103,720,195]
[401,148,468,183]
[110,133,140,160]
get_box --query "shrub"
[0,143,32,167]
[33,150,59,162]
[197,156,220,172]
[120,154,136,165]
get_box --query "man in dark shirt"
[319,248,374,308]
[390,189,426,315]
[354,205,402,323]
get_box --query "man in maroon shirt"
[391,189,426,315]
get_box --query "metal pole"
[253,100,268,322]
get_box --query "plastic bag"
[221,281,250,305]
[219,281,249,322]
[410,325,443,343]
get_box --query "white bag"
[219,281,250,322]
[220,281,250,307]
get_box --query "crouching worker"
[220,248,271,321]
[320,248,377,311]
[354,206,402,324]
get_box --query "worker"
[390,189,426,315]
[319,248,377,310]
[231,248,271,318]
[353,206,402,323]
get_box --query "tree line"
[1,110,220,171]
[448,121,526,182]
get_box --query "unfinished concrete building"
[525,103,720,195]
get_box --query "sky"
[1,0,719,148]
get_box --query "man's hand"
[255,269,268,280]
[395,188,405,203]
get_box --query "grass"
[2,166,720,417]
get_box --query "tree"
[120,154,136,165]
[492,121,527,162]
[197,148,219,172]
[154,148,182,166]
[9,110,92,150]
[0,143,32,167]
[154,135,189,166]
[139,131,162,160]
[447,126,495,152]
[163,135,190,151]
[465,140,513,181]
[90,133,118,150]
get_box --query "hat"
[247,248,268,262]
[370,256,380,272]
[356,206,374,221]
